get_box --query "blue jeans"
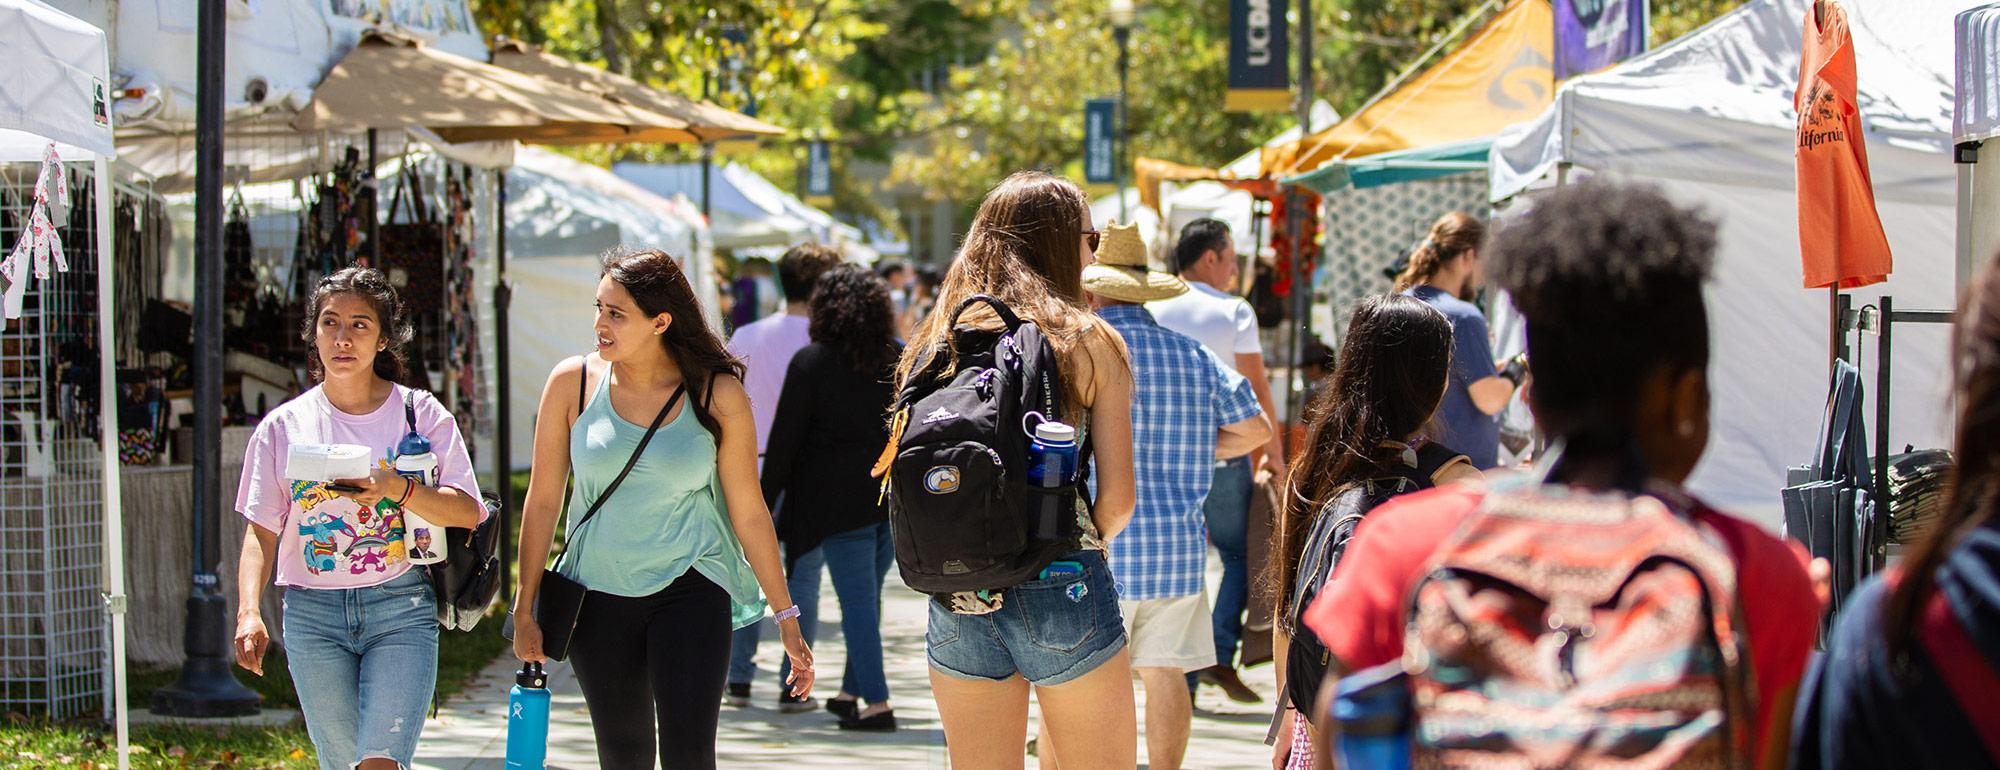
[281,568,438,770]
[779,522,895,702]
[1205,456,1254,668]
[726,545,825,687]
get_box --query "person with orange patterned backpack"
[1303,180,1821,770]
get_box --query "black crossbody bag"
[506,360,683,661]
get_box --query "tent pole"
[93,156,130,770]
[494,168,513,602]
[368,129,381,266]
[1958,142,1979,294]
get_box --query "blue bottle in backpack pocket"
[1026,422,1078,541]
[1333,661,1413,769]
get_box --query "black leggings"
[568,570,733,770]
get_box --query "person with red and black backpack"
[1269,294,1477,770]
[1788,248,2000,770]
[1302,180,1820,770]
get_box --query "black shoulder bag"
[507,359,683,661]
[399,389,505,632]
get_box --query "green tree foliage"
[470,0,1748,224]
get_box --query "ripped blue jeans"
[282,568,438,770]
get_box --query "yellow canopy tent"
[1259,0,1554,178]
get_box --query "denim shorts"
[282,568,438,770]
[925,550,1127,686]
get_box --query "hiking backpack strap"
[1917,583,2000,759]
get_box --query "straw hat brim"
[1083,263,1190,303]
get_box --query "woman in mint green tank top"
[510,250,813,770]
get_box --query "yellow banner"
[1226,89,1293,113]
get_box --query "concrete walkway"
[415,565,1281,769]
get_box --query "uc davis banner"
[1084,99,1117,183]
[806,141,833,206]
[1227,0,1289,112]
[1554,0,1647,80]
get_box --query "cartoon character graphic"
[344,516,401,574]
[298,514,356,574]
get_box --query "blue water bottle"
[1333,662,1413,769]
[1026,421,1079,541]
[505,662,551,769]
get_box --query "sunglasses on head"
[1082,229,1102,252]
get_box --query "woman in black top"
[761,263,903,731]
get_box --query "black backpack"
[401,389,503,631]
[1283,442,1465,712]
[886,295,1088,595]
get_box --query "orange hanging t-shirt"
[1796,0,1893,289]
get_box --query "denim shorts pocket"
[1015,573,1100,655]
[925,599,963,648]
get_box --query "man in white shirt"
[1147,218,1286,704]
[723,241,841,711]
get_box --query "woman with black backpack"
[510,250,812,770]
[888,171,1139,769]
[231,267,488,770]
[1267,294,1474,769]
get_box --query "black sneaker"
[838,709,897,732]
[778,692,817,714]
[826,697,859,721]
[724,682,750,708]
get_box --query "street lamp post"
[150,0,262,718]
[1111,0,1135,223]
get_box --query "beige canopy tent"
[292,32,672,140]
[487,40,786,143]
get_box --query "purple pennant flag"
[1555,0,1649,80]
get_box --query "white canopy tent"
[42,0,488,129]
[613,162,865,252]
[1488,0,1970,526]
[1,0,128,765]
[499,147,714,470]
[1959,4,2000,281]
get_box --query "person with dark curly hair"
[232,267,488,770]
[1302,180,1819,769]
[760,263,905,731]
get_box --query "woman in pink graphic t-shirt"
[232,267,487,770]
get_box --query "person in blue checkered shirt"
[1082,222,1273,770]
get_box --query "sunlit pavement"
[415,558,1277,769]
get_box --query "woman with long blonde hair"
[895,171,1139,769]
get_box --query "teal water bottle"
[504,662,550,769]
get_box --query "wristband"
[773,605,802,623]
[395,478,416,507]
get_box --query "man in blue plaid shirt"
[1083,223,1272,770]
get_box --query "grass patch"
[92,609,513,768]
[0,719,316,769]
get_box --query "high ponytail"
[1392,211,1487,292]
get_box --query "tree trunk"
[595,0,625,74]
